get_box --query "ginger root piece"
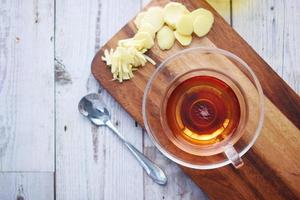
[174,31,192,46]
[118,38,145,51]
[163,2,189,28]
[134,31,154,49]
[134,11,146,29]
[190,8,212,22]
[157,26,175,50]
[141,6,164,32]
[138,22,156,38]
[176,14,194,35]
[193,10,214,37]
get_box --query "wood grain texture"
[232,0,285,78]
[91,0,300,199]
[0,172,54,200]
[55,0,144,199]
[282,1,300,94]
[0,0,54,171]
[232,0,300,95]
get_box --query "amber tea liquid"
[165,75,241,145]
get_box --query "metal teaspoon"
[78,93,167,185]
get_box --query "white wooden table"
[0,0,299,199]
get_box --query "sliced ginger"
[134,12,146,29]
[174,31,192,46]
[193,9,214,37]
[141,7,164,32]
[163,2,189,28]
[190,8,212,22]
[118,38,145,51]
[138,22,156,38]
[176,14,193,36]
[133,3,214,50]
[157,26,175,50]
[134,31,154,49]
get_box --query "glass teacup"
[142,47,264,169]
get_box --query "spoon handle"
[124,142,167,185]
[105,120,167,185]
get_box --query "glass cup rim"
[142,46,265,169]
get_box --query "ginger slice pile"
[102,2,214,83]
[135,2,215,49]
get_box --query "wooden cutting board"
[91,0,300,199]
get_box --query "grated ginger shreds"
[102,40,156,82]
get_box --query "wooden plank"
[282,1,300,94]
[55,0,143,199]
[0,172,54,200]
[231,0,286,87]
[91,0,300,199]
[230,0,300,94]
[0,0,54,171]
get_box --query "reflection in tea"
[165,76,240,145]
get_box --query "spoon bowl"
[78,93,110,126]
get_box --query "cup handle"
[224,145,244,168]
